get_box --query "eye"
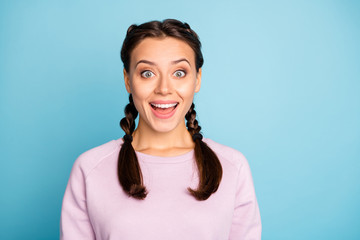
[174,70,186,78]
[141,70,155,78]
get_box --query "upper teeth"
[151,103,177,108]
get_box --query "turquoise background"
[1,0,359,239]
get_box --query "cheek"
[130,83,151,113]
[130,80,151,100]
[175,81,196,98]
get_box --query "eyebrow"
[135,58,191,68]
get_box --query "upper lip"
[150,100,178,104]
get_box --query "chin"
[150,122,182,133]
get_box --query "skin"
[123,37,202,156]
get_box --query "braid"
[118,94,147,199]
[185,103,201,135]
[186,103,223,201]
[119,95,138,135]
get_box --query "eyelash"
[174,70,186,78]
[140,69,187,78]
[140,70,154,78]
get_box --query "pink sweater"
[60,138,261,239]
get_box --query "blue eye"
[174,70,186,78]
[141,70,154,78]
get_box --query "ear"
[124,69,131,93]
[195,68,202,93]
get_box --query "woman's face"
[124,37,201,133]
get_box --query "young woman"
[60,19,261,240]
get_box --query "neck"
[131,118,195,157]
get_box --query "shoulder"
[203,138,248,171]
[72,139,121,179]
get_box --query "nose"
[155,74,172,95]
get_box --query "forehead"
[130,37,195,66]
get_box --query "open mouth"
[149,102,179,119]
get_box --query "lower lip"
[150,104,178,119]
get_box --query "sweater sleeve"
[228,155,262,240]
[60,157,95,240]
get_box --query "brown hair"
[118,19,222,200]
